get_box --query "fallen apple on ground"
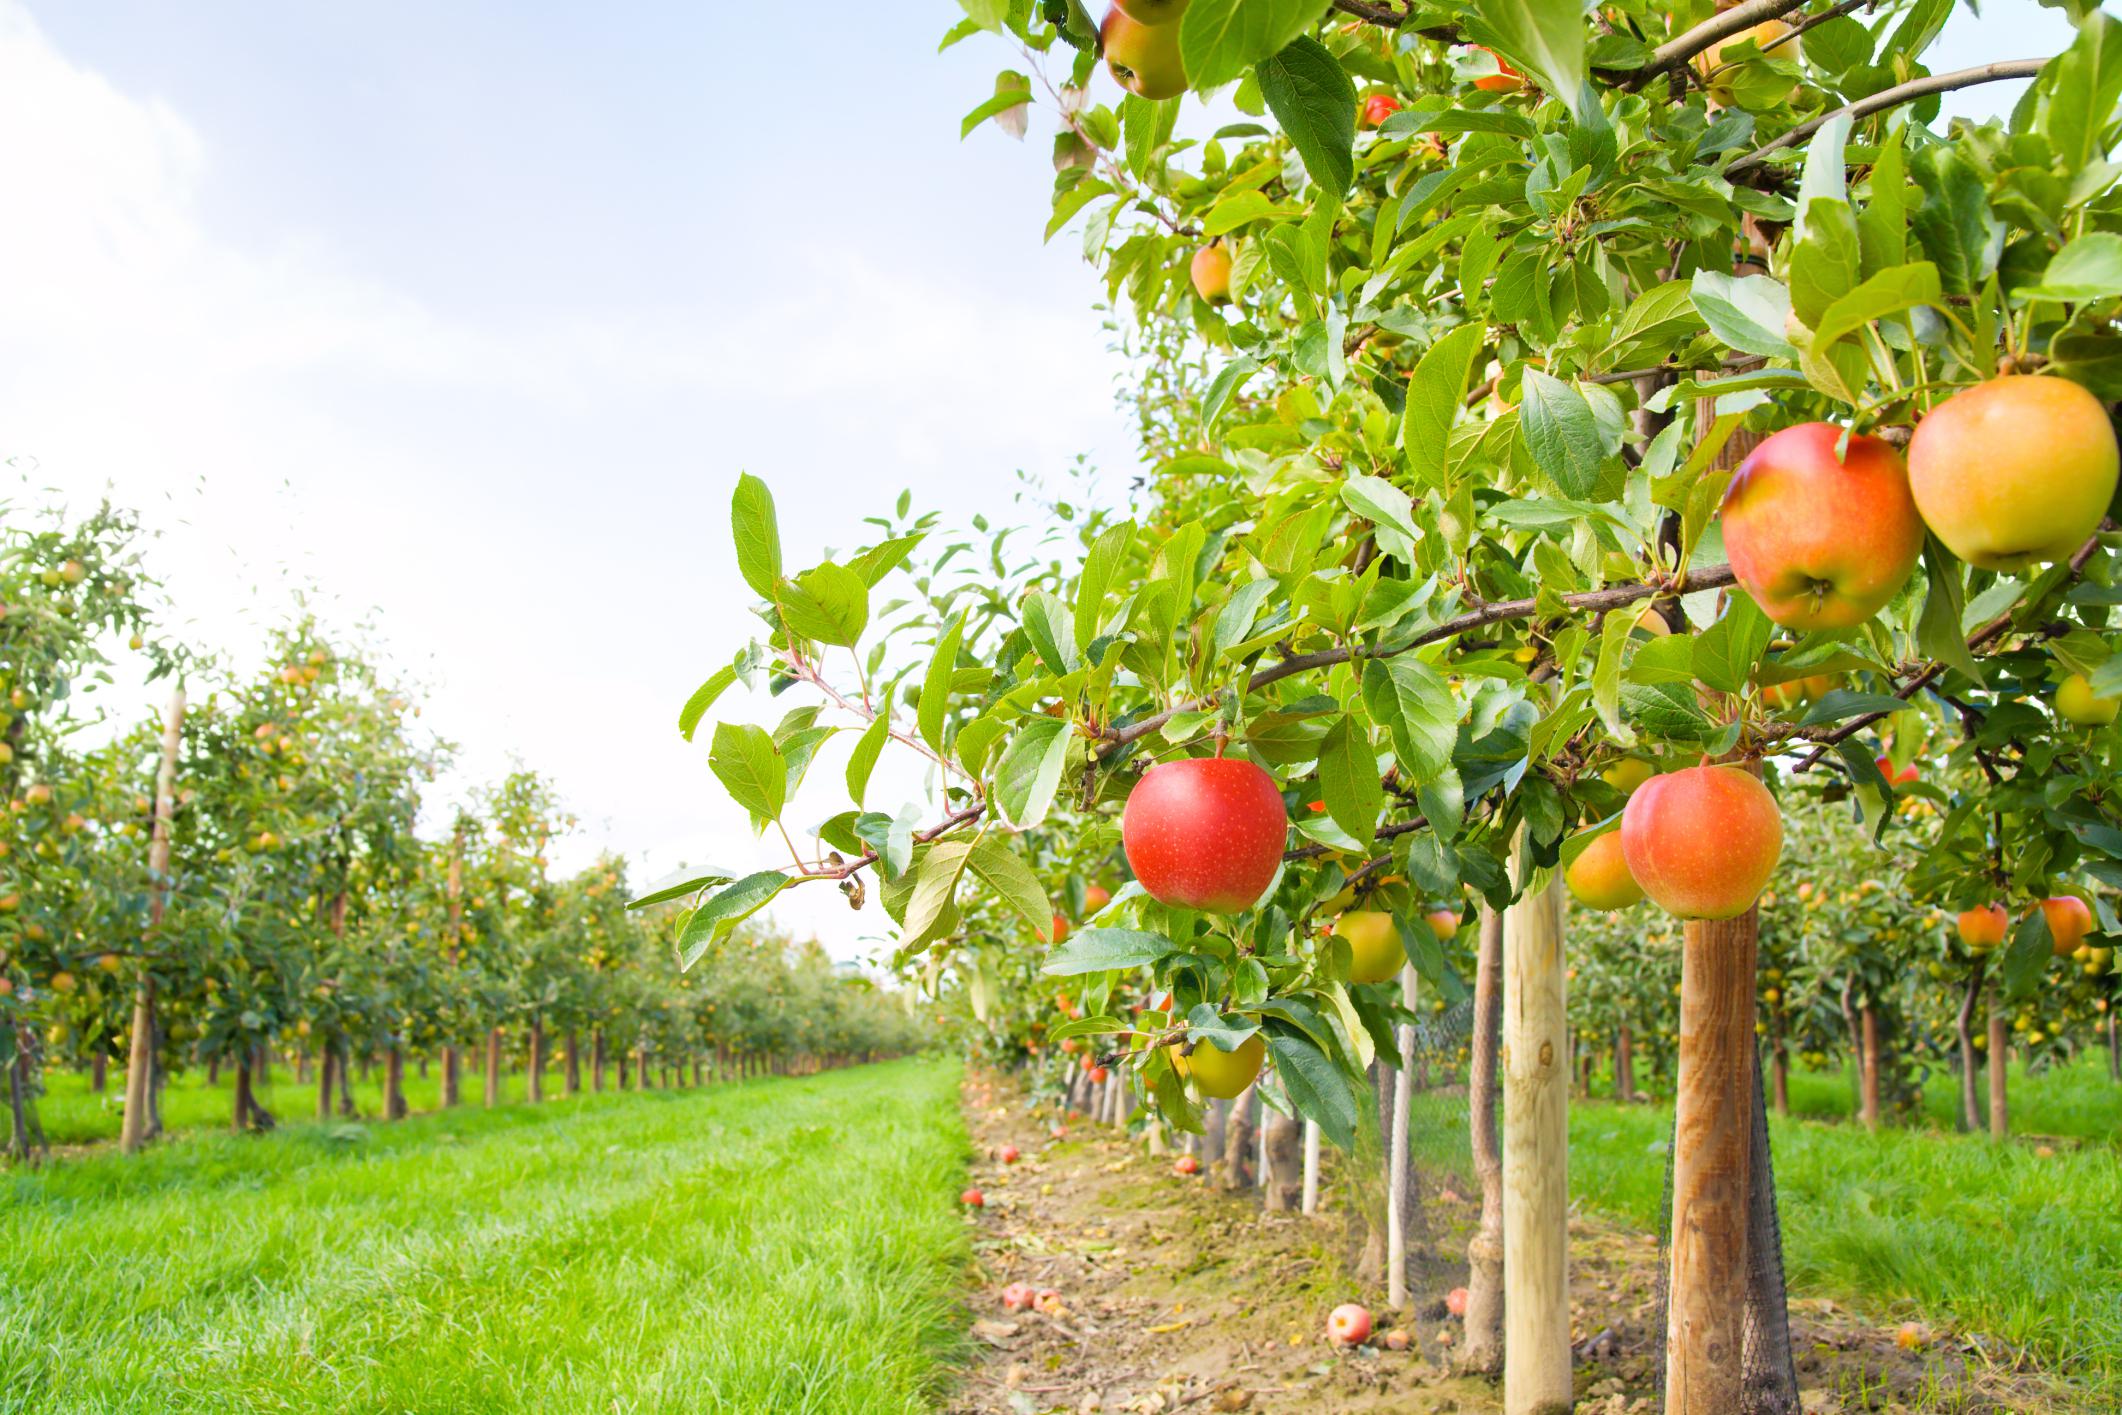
[1327,1303,1373,1347]
[1446,1286,1471,1317]
[960,1188,985,1208]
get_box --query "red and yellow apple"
[1083,884,1112,914]
[1101,6,1186,100]
[961,1187,985,1208]
[1190,242,1232,304]
[1908,377,2119,571]
[1122,757,1287,913]
[1720,424,1923,630]
[2038,896,2094,956]
[1957,904,2008,952]
[1359,93,1401,128]
[1565,831,1644,911]
[1425,908,1461,941]
[1695,20,1798,105]
[1621,764,1783,920]
[1471,47,1523,92]
[1173,1154,1200,1176]
[1327,1302,1373,1347]
[1761,673,1839,711]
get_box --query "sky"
[0,0,2082,961]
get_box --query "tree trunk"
[1665,896,1760,1415]
[1219,1082,1256,1192]
[317,1046,335,1120]
[1504,855,1570,1415]
[232,1054,275,1133]
[485,1028,503,1107]
[565,1031,581,1096]
[1987,989,2009,1141]
[255,1045,272,1088]
[6,1029,47,1162]
[636,1046,650,1090]
[1858,1005,1882,1131]
[336,1044,356,1117]
[1460,903,1506,1376]
[618,1046,631,1090]
[441,1045,461,1108]
[1301,1119,1321,1215]
[384,1046,408,1120]
[89,1052,107,1093]
[1956,960,1986,1133]
[1771,1043,1790,1117]
[1615,1023,1635,1103]
[1262,1110,1302,1211]
[593,1029,607,1092]
[527,1020,546,1104]
[2110,1012,2120,1083]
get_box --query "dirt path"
[947,1071,2077,1415]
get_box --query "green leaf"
[1266,1031,1358,1149]
[1915,535,1983,683]
[677,872,788,969]
[1811,262,1942,347]
[1203,190,1282,236]
[1622,682,1714,741]
[1255,37,1357,196]
[731,474,782,600]
[1213,579,1278,659]
[993,716,1075,828]
[1690,271,1797,359]
[854,807,919,880]
[628,872,732,911]
[1909,146,2002,295]
[848,534,924,586]
[1396,913,1470,1005]
[1201,355,1261,427]
[1472,0,1586,117]
[1796,689,1916,727]
[1076,521,1136,650]
[1043,927,1181,975]
[1340,475,1421,547]
[902,841,974,948]
[1317,713,1383,848]
[1403,323,1486,476]
[1021,590,1080,675]
[1998,908,2054,1001]
[1518,369,1604,499]
[707,722,786,826]
[1361,657,1457,782]
[678,666,737,742]
[1180,0,1328,90]
[2037,11,2122,178]
[1691,591,1772,695]
[778,562,870,647]
[846,712,891,808]
[1185,1003,1262,1053]
[919,612,967,755]
[959,79,1031,139]
[2025,232,2122,301]
[967,837,1056,942]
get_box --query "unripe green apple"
[1908,377,2119,571]
[1181,1032,1265,1098]
[2055,672,2118,727]
[1335,910,1402,984]
[1720,424,1922,630]
[1102,6,1186,100]
[1565,831,1644,911]
[1602,758,1655,795]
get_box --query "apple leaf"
[677,871,789,970]
[1360,657,1457,783]
[1998,908,2054,1001]
[1402,322,1487,477]
[1185,1003,1261,1052]
[707,722,785,828]
[1691,590,1772,695]
[1396,912,1470,1005]
[731,473,782,600]
[1043,927,1182,975]
[1180,0,1327,91]
[1690,270,1798,359]
[1518,369,1605,500]
[778,562,870,648]
[845,712,890,809]
[1255,37,1356,196]
[628,872,733,912]
[902,841,976,949]
[1266,1030,1359,1149]
[992,715,1074,829]
[1317,712,1384,850]
[678,666,737,742]
[1075,520,1136,651]
[918,611,967,755]
[1916,537,1984,684]
[967,837,1054,943]
[1469,0,1587,118]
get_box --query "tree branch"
[1622,0,1812,87]
[1790,526,2109,771]
[1100,563,1739,755]
[1727,60,2050,176]
[1329,0,1461,40]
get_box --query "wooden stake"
[1460,903,1506,1374]
[1301,1119,1321,1214]
[1987,988,2009,1141]
[1387,962,1416,1310]
[1664,903,1759,1414]
[121,687,184,1155]
[1504,849,1570,1415]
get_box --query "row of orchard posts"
[1053,860,1777,1415]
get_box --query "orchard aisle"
[945,1073,2081,1415]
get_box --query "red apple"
[1122,757,1287,913]
[1957,904,2008,952]
[1874,756,1919,786]
[2038,896,2094,956]
[1621,764,1783,920]
[1002,1281,1037,1311]
[1173,1154,1200,1176]
[1424,908,1461,941]
[1327,1303,1373,1347]
[1050,913,1071,944]
[1051,1124,1068,1139]
[1720,424,1923,631]
[1471,47,1523,91]
[1565,831,1643,911]
[1359,93,1401,128]
[1383,1327,1411,1351]
[1909,376,2120,571]
[1084,884,1112,913]
[961,1188,985,1208]
[1000,1145,1020,1165]
[1086,1065,1109,1084]
[1445,1286,1471,1317]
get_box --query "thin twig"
[1727,60,2049,175]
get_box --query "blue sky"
[0,1,2082,957]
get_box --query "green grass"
[1571,1081,2122,1400]
[0,1058,972,1414]
[35,1062,456,1146]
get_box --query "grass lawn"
[0,1058,971,1414]
[1571,1067,2122,1400]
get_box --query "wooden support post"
[1504,855,1570,1415]
[1664,903,1759,1414]
[1461,903,1506,1374]
[1858,1005,1881,1130]
[441,822,465,1108]
[122,687,184,1155]
[1388,962,1416,1309]
[1300,1119,1320,1215]
[1987,988,2009,1141]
